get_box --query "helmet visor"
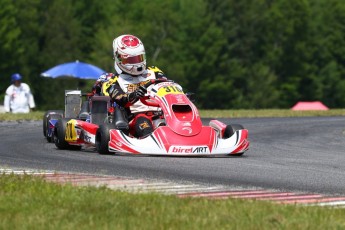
[119,54,145,65]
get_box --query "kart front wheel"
[54,118,81,150]
[96,124,116,155]
[223,124,244,138]
[224,124,246,156]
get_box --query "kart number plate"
[65,119,78,141]
[157,85,183,97]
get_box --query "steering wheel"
[139,78,171,107]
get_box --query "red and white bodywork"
[105,81,249,156]
[64,119,99,147]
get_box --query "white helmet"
[113,34,146,75]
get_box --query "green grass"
[1,109,345,121]
[1,174,345,230]
[0,111,44,121]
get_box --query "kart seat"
[78,100,90,121]
[90,96,110,125]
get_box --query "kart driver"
[92,72,115,96]
[102,34,167,138]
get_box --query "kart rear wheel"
[96,123,116,155]
[54,118,82,150]
[43,110,63,137]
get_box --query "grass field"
[1,174,345,230]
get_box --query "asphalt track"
[1,116,345,196]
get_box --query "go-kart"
[95,79,250,156]
[53,94,114,150]
[43,90,93,143]
[43,88,113,148]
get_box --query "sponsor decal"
[182,127,192,134]
[121,35,140,47]
[84,134,91,143]
[125,80,150,93]
[168,146,210,154]
[126,84,137,93]
[176,96,185,103]
[139,121,150,129]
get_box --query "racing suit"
[105,66,166,137]
[92,73,115,96]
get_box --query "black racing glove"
[157,72,167,79]
[136,85,147,97]
[92,84,102,95]
[128,86,147,103]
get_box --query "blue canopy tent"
[41,60,106,79]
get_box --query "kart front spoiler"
[108,126,249,156]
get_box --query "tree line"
[1,0,345,110]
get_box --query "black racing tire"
[43,111,49,137]
[47,136,52,143]
[232,152,244,156]
[231,152,244,157]
[54,118,82,150]
[46,113,64,143]
[223,124,245,139]
[96,123,116,155]
[224,124,245,156]
[43,110,64,137]
[54,118,70,149]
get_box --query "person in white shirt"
[4,73,36,113]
